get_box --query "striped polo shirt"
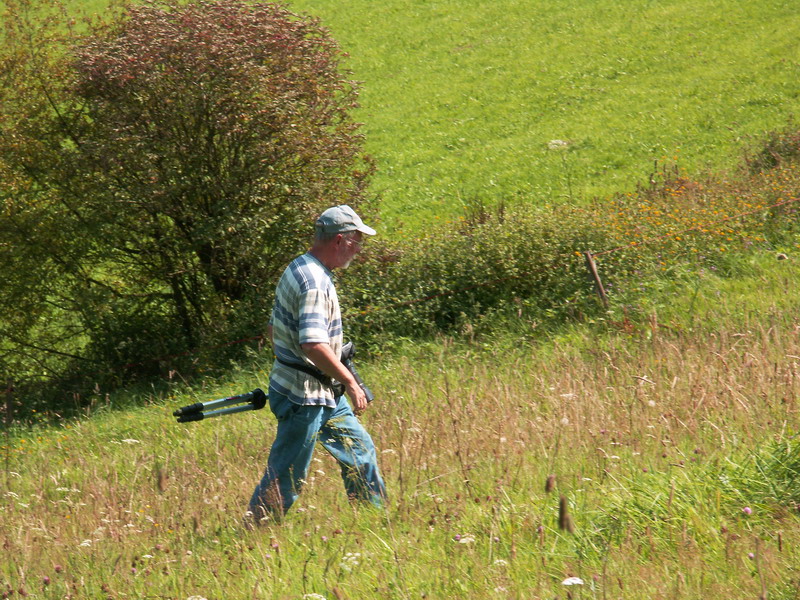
[269,252,343,408]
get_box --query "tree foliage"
[0,0,374,396]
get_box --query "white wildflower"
[493,559,509,567]
[457,535,475,544]
[340,552,361,573]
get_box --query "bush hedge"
[341,131,800,353]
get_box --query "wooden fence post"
[584,251,609,308]
[4,381,12,487]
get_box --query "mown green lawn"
[289,0,800,230]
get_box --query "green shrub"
[341,201,610,351]
[0,0,374,397]
[745,121,800,174]
[342,139,800,354]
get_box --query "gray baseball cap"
[315,205,376,236]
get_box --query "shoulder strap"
[275,356,334,388]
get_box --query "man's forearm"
[301,342,368,412]
[300,342,356,387]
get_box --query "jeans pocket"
[269,392,296,422]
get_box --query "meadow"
[3,255,800,599]
[287,0,800,230]
[3,0,800,598]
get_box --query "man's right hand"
[346,382,368,414]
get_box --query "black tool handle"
[342,356,375,403]
[251,388,267,410]
[176,411,205,423]
[173,402,204,417]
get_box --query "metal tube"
[198,391,256,412]
[173,394,245,417]
[176,403,256,422]
[174,388,265,423]
[200,403,257,419]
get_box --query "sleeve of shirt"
[297,287,330,345]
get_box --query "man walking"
[248,205,387,523]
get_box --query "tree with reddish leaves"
[0,0,374,393]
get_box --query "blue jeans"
[248,387,387,519]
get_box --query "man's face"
[337,231,364,269]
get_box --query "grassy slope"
[288,0,800,230]
[2,255,800,599]
[3,0,800,597]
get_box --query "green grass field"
[288,0,800,230]
[3,0,800,598]
[3,256,800,599]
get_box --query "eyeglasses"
[344,237,363,250]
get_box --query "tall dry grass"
[3,272,800,597]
